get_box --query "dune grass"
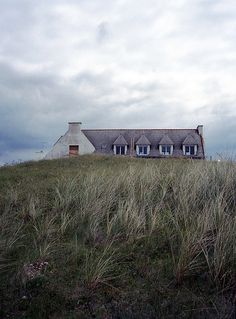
[0,155,236,318]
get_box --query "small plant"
[23,260,49,281]
[83,242,121,290]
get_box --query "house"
[45,122,205,159]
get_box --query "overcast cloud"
[0,0,236,164]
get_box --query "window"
[115,145,126,155]
[185,145,196,155]
[137,145,149,156]
[161,145,172,155]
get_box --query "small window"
[116,145,125,155]
[137,145,149,156]
[161,145,172,155]
[185,145,196,155]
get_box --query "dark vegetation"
[0,155,236,318]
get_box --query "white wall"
[45,123,95,159]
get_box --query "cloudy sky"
[0,0,236,164]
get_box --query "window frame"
[137,145,150,156]
[184,145,197,156]
[114,145,127,155]
[160,145,173,156]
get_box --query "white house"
[45,122,205,159]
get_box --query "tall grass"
[1,156,236,317]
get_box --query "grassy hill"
[0,155,236,318]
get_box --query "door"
[69,145,79,157]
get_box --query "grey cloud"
[0,0,236,163]
[96,22,110,43]
[0,60,179,160]
[0,63,166,161]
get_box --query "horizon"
[0,0,236,164]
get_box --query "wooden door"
[69,145,79,157]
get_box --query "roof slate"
[113,135,128,145]
[136,135,151,145]
[82,128,204,158]
[159,134,174,145]
[182,134,198,145]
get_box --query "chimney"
[68,122,82,134]
[197,125,203,136]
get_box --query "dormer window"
[182,134,198,156]
[184,145,197,156]
[136,135,151,156]
[159,134,174,156]
[115,145,126,155]
[113,135,128,155]
[160,145,173,155]
[137,145,149,155]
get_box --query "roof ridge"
[82,128,196,131]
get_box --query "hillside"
[0,156,236,318]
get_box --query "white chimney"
[197,125,203,136]
[68,122,82,134]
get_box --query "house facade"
[45,122,205,159]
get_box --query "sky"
[0,0,236,164]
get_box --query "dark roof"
[136,135,151,145]
[113,135,128,145]
[182,134,198,145]
[82,128,204,158]
[159,134,174,145]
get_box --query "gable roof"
[113,135,128,145]
[82,128,204,158]
[159,134,174,145]
[182,134,198,145]
[136,134,151,145]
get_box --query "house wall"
[45,123,95,159]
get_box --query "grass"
[0,155,236,318]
